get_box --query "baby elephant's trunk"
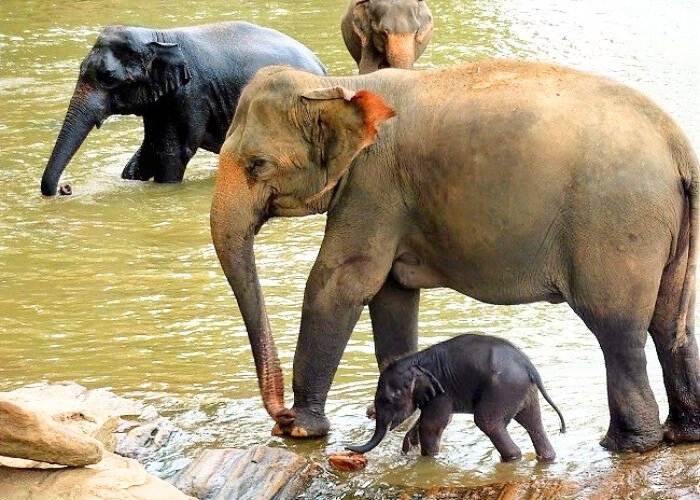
[346,418,390,454]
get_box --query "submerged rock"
[396,480,577,499]
[172,445,315,500]
[0,451,194,500]
[116,417,178,460]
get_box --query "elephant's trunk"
[346,414,390,453]
[41,83,109,196]
[385,33,416,70]
[210,153,293,426]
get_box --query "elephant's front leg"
[402,419,420,453]
[279,239,395,438]
[121,143,156,181]
[141,114,202,184]
[284,290,363,437]
[152,128,197,184]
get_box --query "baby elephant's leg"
[514,391,556,461]
[402,419,420,453]
[474,391,522,462]
[418,395,452,456]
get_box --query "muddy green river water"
[1,0,699,497]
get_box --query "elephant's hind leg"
[473,388,524,462]
[649,230,700,444]
[366,276,419,419]
[514,390,556,461]
[568,251,665,452]
[370,276,420,371]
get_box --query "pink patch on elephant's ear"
[351,91,396,142]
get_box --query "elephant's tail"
[528,365,566,433]
[670,129,699,351]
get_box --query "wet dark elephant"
[209,60,700,453]
[347,334,566,461]
[341,0,433,74]
[40,22,326,196]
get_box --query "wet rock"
[0,451,194,500]
[58,184,72,195]
[172,445,315,500]
[116,417,177,460]
[355,480,578,500]
[0,398,103,467]
[0,381,177,466]
[582,444,700,499]
[333,443,700,499]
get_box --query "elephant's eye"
[248,158,266,171]
[97,71,121,89]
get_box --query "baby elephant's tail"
[528,366,566,433]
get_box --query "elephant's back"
[177,22,326,76]
[401,58,688,207]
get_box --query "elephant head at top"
[341,0,433,74]
[40,26,190,196]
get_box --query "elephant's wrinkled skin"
[347,334,566,461]
[210,60,700,452]
[40,22,326,196]
[341,0,433,74]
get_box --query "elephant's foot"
[121,163,138,180]
[499,451,523,462]
[121,157,155,181]
[663,414,700,443]
[271,407,330,439]
[536,451,556,462]
[599,426,663,453]
[366,403,376,420]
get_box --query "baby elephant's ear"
[147,41,191,100]
[412,366,445,408]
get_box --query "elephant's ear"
[147,41,191,100]
[412,365,445,408]
[300,85,394,207]
[351,1,371,46]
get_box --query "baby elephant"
[347,334,566,461]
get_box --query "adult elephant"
[341,0,433,74]
[210,60,700,453]
[40,22,326,196]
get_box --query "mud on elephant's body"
[341,0,433,73]
[210,60,700,452]
[40,22,326,196]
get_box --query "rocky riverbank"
[1,382,698,499]
[0,382,315,499]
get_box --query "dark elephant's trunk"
[346,413,390,453]
[41,83,109,196]
[210,153,293,425]
[385,33,416,70]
